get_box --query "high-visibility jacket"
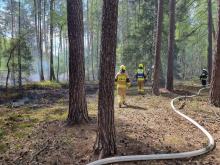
[115,72,130,88]
[136,69,146,81]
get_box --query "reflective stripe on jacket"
[115,72,130,88]
[200,73,208,80]
[136,69,145,81]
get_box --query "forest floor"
[0,82,220,165]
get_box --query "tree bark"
[90,0,95,81]
[90,31,95,81]
[39,0,45,81]
[63,35,68,80]
[49,0,56,81]
[6,49,13,90]
[151,0,165,88]
[67,0,89,125]
[57,25,63,82]
[166,0,176,91]
[152,0,164,95]
[34,0,39,71]
[18,0,22,89]
[150,0,158,80]
[94,0,118,158]
[86,0,91,81]
[96,26,100,80]
[212,20,216,41]
[208,0,213,83]
[210,0,220,107]
[44,0,49,65]
[159,56,165,87]
[10,0,16,87]
[66,37,69,81]
[62,34,66,80]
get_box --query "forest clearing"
[1,0,220,164]
[0,82,220,164]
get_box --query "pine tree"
[94,0,119,158]
[67,0,89,124]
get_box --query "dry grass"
[0,84,219,165]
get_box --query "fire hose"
[87,87,215,165]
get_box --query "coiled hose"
[87,87,215,165]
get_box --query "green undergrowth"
[23,81,68,90]
[0,82,213,154]
[0,100,99,153]
[23,81,98,90]
[0,102,68,153]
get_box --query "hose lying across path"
[87,87,215,165]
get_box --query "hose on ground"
[87,87,215,165]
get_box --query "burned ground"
[0,84,219,165]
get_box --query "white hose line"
[87,87,215,165]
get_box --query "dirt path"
[0,87,219,165]
[114,91,219,165]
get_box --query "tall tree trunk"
[212,20,216,41]
[159,56,165,87]
[5,37,21,90]
[182,50,186,80]
[6,39,20,90]
[90,0,95,81]
[44,0,49,75]
[86,0,91,81]
[49,0,56,81]
[208,0,213,83]
[63,35,67,80]
[67,0,89,125]
[210,0,220,107]
[94,0,118,158]
[18,0,22,89]
[152,0,164,95]
[34,0,39,65]
[166,0,176,91]
[86,59,90,81]
[66,37,69,81]
[11,0,15,87]
[152,0,165,87]
[150,0,158,82]
[62,34,66,80]
[95,0,101,81]
[96,27,100,80]
[91,31,95,81]
[39,0,45,81]
[57,25,63,82]
[6,50,13,90]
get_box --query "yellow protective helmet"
[120,65,126,71]
[139,64,143,68]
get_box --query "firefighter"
[135,64,146,93]
[115,65,131,108]
[200,69,208,87]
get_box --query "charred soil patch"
[0,85,219,165]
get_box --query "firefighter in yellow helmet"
[135,64,146,93]
[115,65,131,108]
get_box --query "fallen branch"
[211,109,220,121]
[12,150,28,164]
[179,102,186,109]
[30,142,49,162]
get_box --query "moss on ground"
[24,81,65,90]
[0,101,70,152]
[0,83,219,164]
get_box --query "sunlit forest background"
[0,0,218,86]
